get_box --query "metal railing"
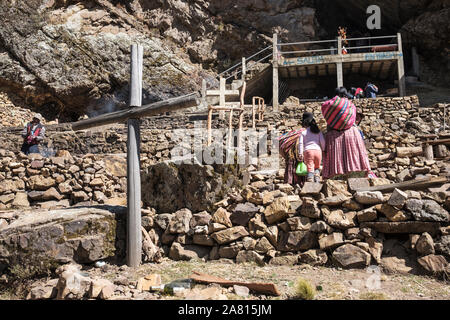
[278,35,399,58]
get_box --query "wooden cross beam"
[70,93,200,131]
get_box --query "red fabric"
[304,149,322,172]
[322,126,371,179]
[25,123,42,145]
[321,96,356,131]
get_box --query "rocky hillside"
[0,0,448,121]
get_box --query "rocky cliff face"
[0,0,215,121]
[0,0,447,121]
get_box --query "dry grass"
[292,277,315,300]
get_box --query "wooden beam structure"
[354,176,448,193]
[272,33,279,111]
[127,44,143,268]
[70,93,200,131]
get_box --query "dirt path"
[89,258,450,300]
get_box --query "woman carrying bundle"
[321,89,372,179]
[298,112,325,182]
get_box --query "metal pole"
[127,44,143,267]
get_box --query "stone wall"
[138,168,450,276]
[0,150,128,211]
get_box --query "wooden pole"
[397,33,406,97]
[272,33,279,112]
[127,44,143,268]
[252,97,256,129]
[219,77,226,120]
[207,107,213,146]
[354,176,448,193]
[228,109,233,148]
[242,57,246,82]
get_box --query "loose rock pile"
[142,170,450,277]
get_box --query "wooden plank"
[190,271,281,296]
[127,44,143,268]
[421,138,450,145]
[354,176,448,193]
[71,94,200,131]
[424,144,434,160]
[206,90,240,96]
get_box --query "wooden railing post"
[272,33,279,112]
[242,57,246,82]
[127,44,143,268]
[336,36,343,88]
[397,33,406,97]
[219,77,226,119]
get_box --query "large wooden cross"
[68,45,200,267]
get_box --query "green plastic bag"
[296,162,308,176]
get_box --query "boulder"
[248,214,268,238]
[365,237,383,264]
[231,202,259,226]
[154,213,172,230]
[357,207,378,223]
[415,232,435,256]
[27,279,58,300]
[298,249,328,266]
[360,221,440,236]
[286,216,311,231]
[0,207,123,276]
[319,194,351,206]
[318,232,344,251]
[300,197,321,218]
[192,234,215,246]
[325,210,355,230]
[235,250,264,266]
[354,191,384,205]
[218,242,243,259]
[264,197,290,224]
[347,178,370,192]
[55,264,92,300]
[299,182,323,195]
[168,208,192,234]
[28,175,56,190]
[12,192,30,208]
[254,237,274,253]
[89,278,115,299]
[310,221,332,234]
[190,211,212,228]
[405,199,450,222]
[269,255,299,266]
[417,254,449,275]
[332,244,371,269]
[212,208,232,228]
[324,180,351,197]
[278,230,318,252]
[211,226,249,244]
[168,242,210,261]
[136,274,162,291]
[265,226,278,247]
[387,188,408,208]
[375,203,411,222]
[435,236,450,258]
[141,162,241,212]
[233,285,250,298]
